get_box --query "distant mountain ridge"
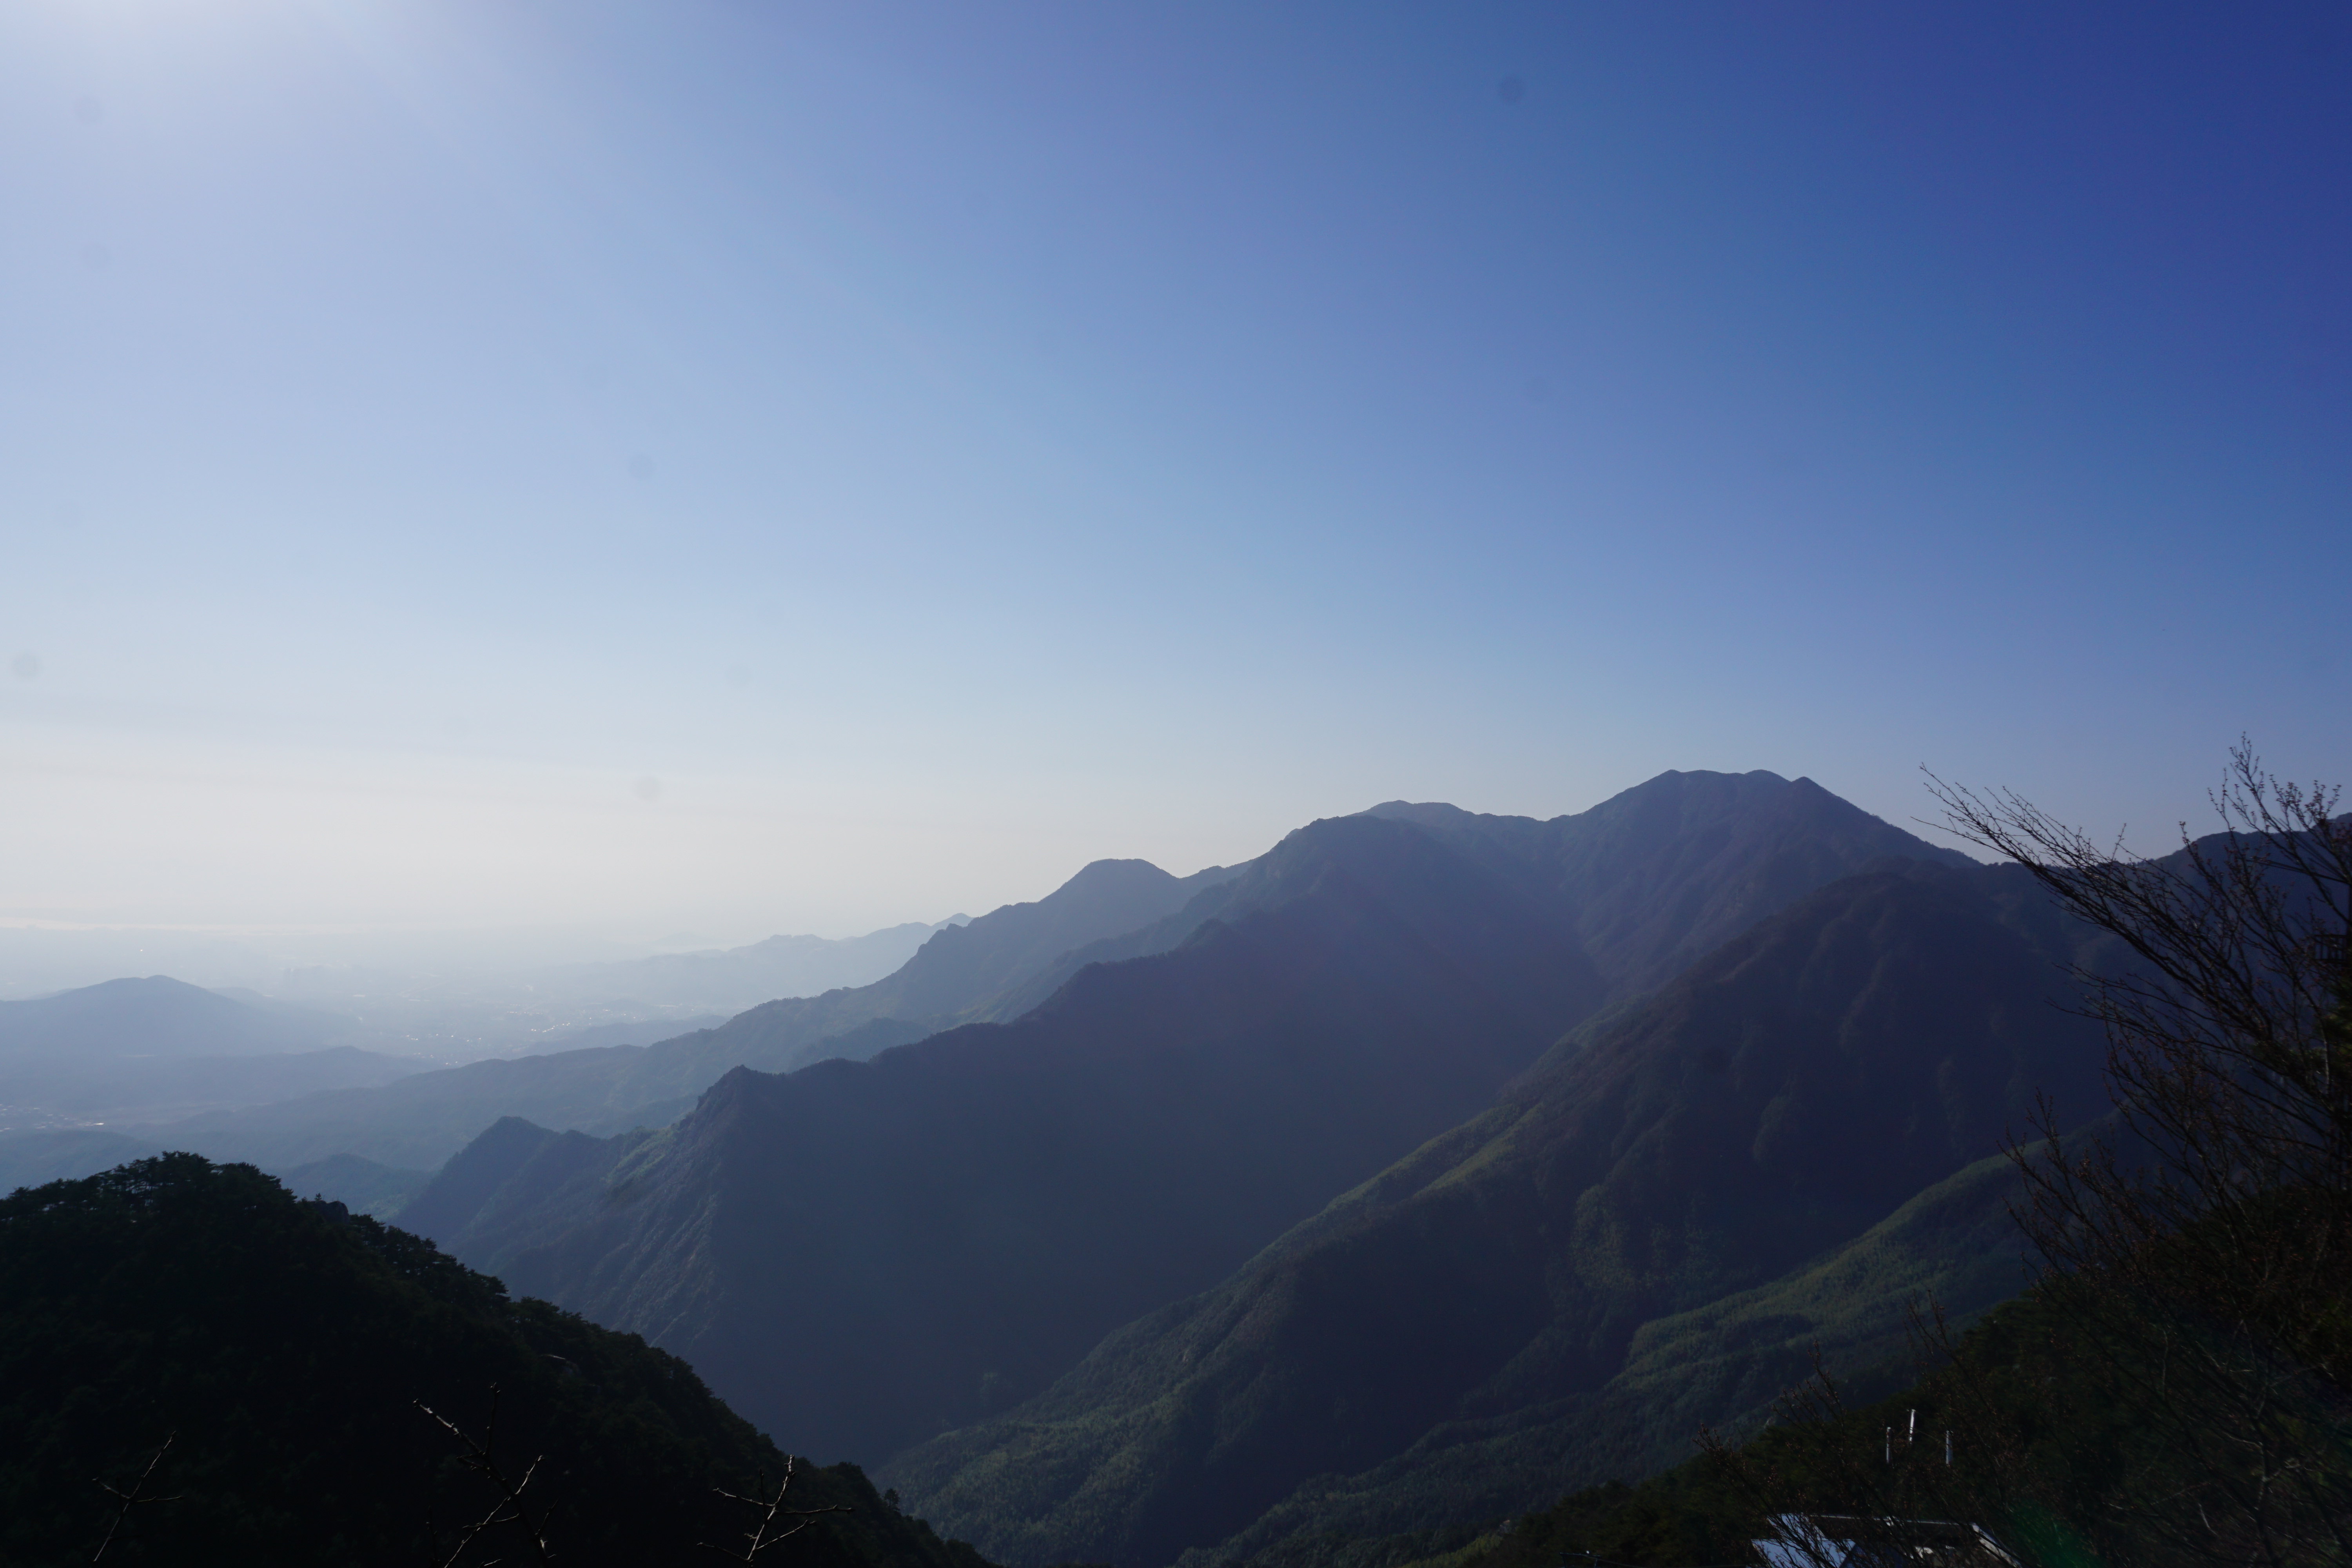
[143,856,1246,1169]
[0,976,428,1139]
[1360,769,1978,994]
[989,771,1973,1022]
[402,770,1972,1476]
[526,917,970,1016]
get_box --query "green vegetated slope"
[406,773,1971,1475]
[0,1154,994,1568]
[1449,1252,2214,1568]
[1160,1147,2039,1568]
[887,859,2111,1568]
[149,858,1240,1170]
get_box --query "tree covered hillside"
[0,1154,993,1568]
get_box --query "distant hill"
[0,1154,995,1568]
[402,772,1969,1471]
[0,976,425,1136]
[0,976,349,1059]
[0,1128,164,1195]
[527,918,970,1016]
[151,856,1247,1170]
[885,860,2111,1568]
[276,1151,434,1218]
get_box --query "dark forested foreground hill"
[401,773,1974,1476]
[887,860,2113,1568]
[0,1154,993,1568]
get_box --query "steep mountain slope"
[1171,1143,2046,1568]
[888,860,2110,1568]
[411,814,1600,1468]
[153,858,1242,1170]
[407,778,1967,1474]
[0,1154,994,1568]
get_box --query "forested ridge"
[0,1154,992,1568]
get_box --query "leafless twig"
[1926,741,2352,1564]
[416,1386,557,1567]
[699,1455,851,1562]
[92,1432,182,1562]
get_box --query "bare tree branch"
[699,1455,851,1563]
[1922,741,2352,1565]
[416,1386,558,1568]
[92,1432,182,1563]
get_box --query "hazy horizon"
[6,2,2346,938]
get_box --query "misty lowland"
[7,757,2351,1568]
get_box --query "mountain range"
[0,768,2121,1568]
[387,770,2065,1560]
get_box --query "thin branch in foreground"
[700,1455,852,1562]
[92,1432,183,1562]
[416,1386,557,1568]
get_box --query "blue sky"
[2,2,2346,938]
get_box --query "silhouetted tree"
[1927,742,2352,1564]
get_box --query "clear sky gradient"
[3,2,2346,940]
